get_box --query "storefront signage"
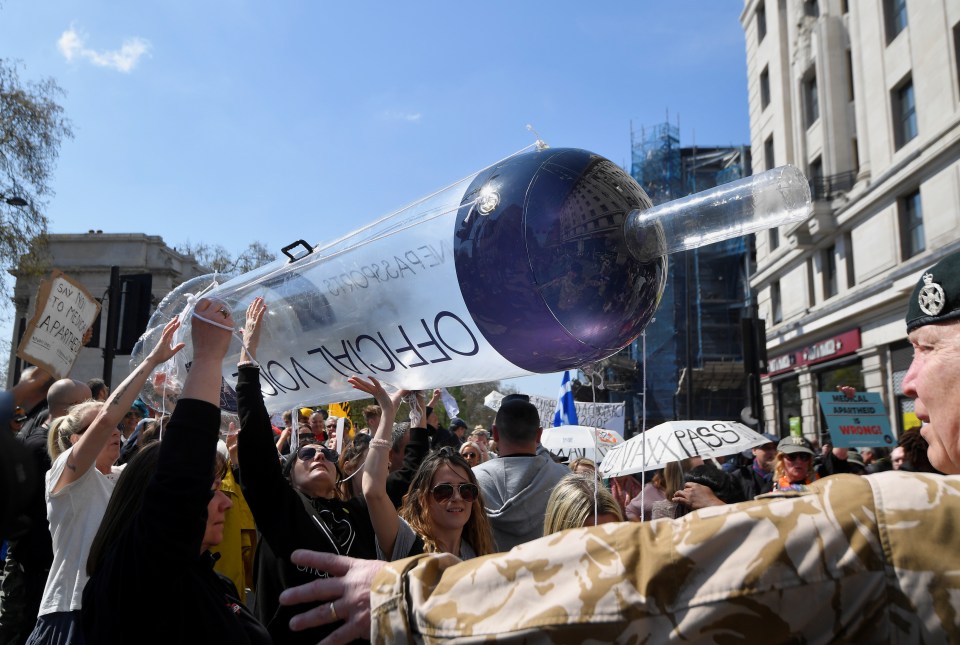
[765,329,861,376]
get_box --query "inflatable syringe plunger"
[624,165,812,262]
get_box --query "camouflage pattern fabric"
[371,471,960,642]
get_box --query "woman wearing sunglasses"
[349,376,495,560]
[234,298,377,645]
[458,440,485,467]
[773,436,819,491]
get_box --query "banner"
[17,270,100,379]
[484,390,624,435]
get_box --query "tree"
[175,240,277,277]
[0,59,73,293]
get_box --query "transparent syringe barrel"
[133,148,666,412]
[625,165,811,262]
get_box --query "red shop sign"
[765,329,861,376]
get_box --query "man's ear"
[492,425,500,442]
[535,427,543,444]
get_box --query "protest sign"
[17,270,100,379]
[484,390,625,434]
[816,391,895,448]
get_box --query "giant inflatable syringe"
[132,146,810,413]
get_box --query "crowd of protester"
[0,285,948,644]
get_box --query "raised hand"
[240,296,267,361]
[191,298,235,362]
[146,317,186,366]
[347,376,398,420]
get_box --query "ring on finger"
[329,602,339,622]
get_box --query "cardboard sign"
[17,271,100,379]
[816,391,896,448]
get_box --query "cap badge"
[918,272,945,316]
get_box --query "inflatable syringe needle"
[625,165,812,262]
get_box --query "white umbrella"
[540,425,625,463]
[598,420,768,478]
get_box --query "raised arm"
[54,317,184,493]
[133,298,234,563]
[351,376,403,559]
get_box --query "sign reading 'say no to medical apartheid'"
[17,270,100,380]
[816,391,895,449]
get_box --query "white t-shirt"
[38,446,123,615]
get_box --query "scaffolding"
[610,123,752,435]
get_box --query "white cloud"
[381,110,422,123]
[57,25,151,73]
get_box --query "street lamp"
[1,193,28,207]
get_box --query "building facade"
[5,232,209,388]
[741,0,960,442]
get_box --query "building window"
[844,232,856,288]
[846,50,855,103]
[770,228,780,251]
[764,135,775,171]
[823,244,838,298]
[899,189,924,259]
[771,281,782,323]
[804,0,820,18]
[757,1,767,44]
[807,259,816,306]
[892,79,918,149]
[777,377,801,438]
[851,137,860,176]
[884,0,908,43]
[808,156,823,200]
[954,23,960,94]
[760,66,771,109]
[804,70,819,127]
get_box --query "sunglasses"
[297,445,337,462]
[461,452,479,460]
[431,482,479,504]
[783,453,812,462]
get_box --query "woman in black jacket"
[236,297,377,644]
[82,299,270,644]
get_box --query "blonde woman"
[568,457,597,476]
[650,457,703,520]
[459,440,485,467]
[26,318,183,644]
[544,473,623,535]
[773,436,818,491]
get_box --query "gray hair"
[391,422,410,452]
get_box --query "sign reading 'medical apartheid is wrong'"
[817,391,895,449]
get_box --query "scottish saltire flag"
[553,370,579,427]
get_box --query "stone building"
[741,0,960,441]
[5,232,208,388]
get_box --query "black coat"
[236,366,376,645]
[82,399,271,644]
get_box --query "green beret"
[906,252,960,332]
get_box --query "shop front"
[765,328,863,444]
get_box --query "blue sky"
[1,1,751,397]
